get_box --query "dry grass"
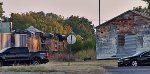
[0,60,117,74]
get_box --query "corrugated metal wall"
[96,25,117,59]
[96,12,150,59]
[27,35,41,52]
[0,20,11,50]
[96,24,150,59]
[136,25,150,52]
[0,33,11,50]
[15,34,27,47]
[116,34,137,58]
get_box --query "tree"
[68,39,83,54]
[11,11,67,34]
[76,35,83,41]
[83,37,96,50]
[63,25,72,34]
[11,11,96,55]
[63,16,96,54]
[65,16,94,38]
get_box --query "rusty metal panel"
[96,12,150,59]
[116,34,137,58]
[96,25,117,59]
[27,36,41,52]
[136,25,150,52]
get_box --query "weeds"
[0,60,117,74]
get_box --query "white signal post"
[67,34,76,44]
[67,32,76,66]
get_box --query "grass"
[0,60,117,74]
[77,49,96,59]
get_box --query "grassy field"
[0,60,117,74]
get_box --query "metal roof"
[25,26,43,33]
[96,10,150,28]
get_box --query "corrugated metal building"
[12,29,41,52]
[0,33,11,49]
[11,26,68,53]
[27,34,41,52]
[96,10,150,59]
[15,34,27,47]
[0,19,12,50]
[0,22,11,33]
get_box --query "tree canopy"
[11,11,96,54]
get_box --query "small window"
[118,35,125,47]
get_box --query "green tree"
[11,11,96,56]
[68,41,83,54]
[83,37,96,50]
[65,16,94,38]
[76,35,83,41]
[11,11,67,34]
[65,15,95,54]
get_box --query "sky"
[0,0,99,26]
[100,0,147,24]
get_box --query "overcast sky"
[0,0,99,26]
[100,0,147,24]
